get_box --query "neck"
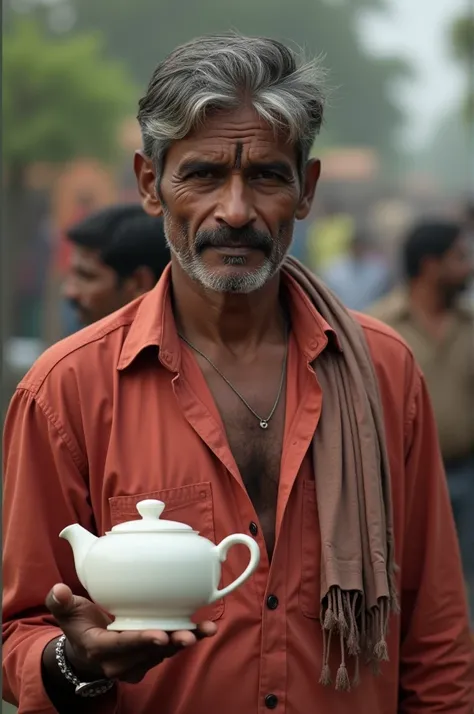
[408,280,448,317]
[170,261,286,352]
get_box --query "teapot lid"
[110,500,194,534]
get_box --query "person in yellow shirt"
[305,199,355,273]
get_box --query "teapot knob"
[136,499,165,520]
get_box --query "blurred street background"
[2,1,473,711]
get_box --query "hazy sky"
[362,0,468,149]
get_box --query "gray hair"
[137,32,326,174]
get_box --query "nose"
[214,176,256,229]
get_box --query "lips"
[211,245,254,252]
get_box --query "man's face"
[63,245,130,325]
[135,106,320,293]
[435,235,473,304]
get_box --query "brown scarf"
[284,257,399,691]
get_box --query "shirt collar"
[282,268,342,360]
[117,262,342,372]
[117,263,181,372]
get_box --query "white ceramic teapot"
[60,499,260,632]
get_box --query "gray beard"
[163,215,287,294]
[171,247,282,293]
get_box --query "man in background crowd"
[320,232,392,311]
[57,192,97,335]
[64,203,169,326]
[369,219,474,621]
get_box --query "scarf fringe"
[319,586,396,690]
[282,258,400,695]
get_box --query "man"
[369,219,474,622]
[2,34,473,714]
[320,232,392,311]
[63,203,169,327]
[56,191,96,336]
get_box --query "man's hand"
[44,583,217,684]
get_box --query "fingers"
[82,627,169,658]
[92,620,218,659]
[45,583,75,616]
[168,630,199,648]
[195,621,218,638]
[43,584,218,682]
[52,583,74,603]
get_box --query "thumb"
[45,583,76,617]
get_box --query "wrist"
[63,637,105,683]
[49,635,114,697]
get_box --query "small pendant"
[259,420,269,429]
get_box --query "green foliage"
[449,13,474,129]
[450,14,474,63]
[3,17,137,171]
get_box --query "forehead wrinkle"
[178,141,293,167]
[183,115,280,147]
[171,124,297,177]
[233,141,243,169]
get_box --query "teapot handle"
[208,534,260,603]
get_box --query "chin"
[193,263,277,294]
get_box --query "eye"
[75,269,96,282]
[253,170,288,182]
[187,169,217,180]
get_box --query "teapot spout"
[60,524,98,589]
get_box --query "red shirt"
[3,265,473,713]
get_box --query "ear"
[295,159,321,220]
[124,266,157,299]
[134,151,163,218]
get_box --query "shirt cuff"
[21,628,119,714]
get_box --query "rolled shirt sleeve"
[2,387,118,713]
[399,369,474,712]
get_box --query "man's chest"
[83,344,318,536]
[208,377,287,556]
[81,355,323,627]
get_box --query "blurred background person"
[56,191,97,335]
[63,204,169,327]
[369,219,474,621]
[319,231,393,311]
[305,198,355,274]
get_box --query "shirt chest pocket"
[299,480,321,619]
[108,481,225,623]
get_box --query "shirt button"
[266,595,279,610]
[249,522,258,537]
[265,694,278,709]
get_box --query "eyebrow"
[247,161,294,179]
[178,159,294,179]
[178,160,227,176]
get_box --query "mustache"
[194,227,273,256]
